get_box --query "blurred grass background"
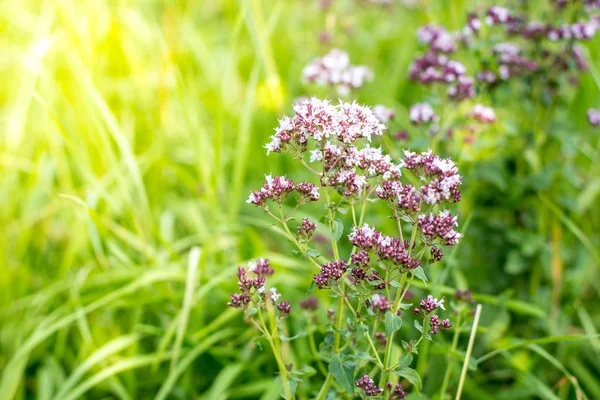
[0,0,599,399]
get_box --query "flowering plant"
[229,98,470,399]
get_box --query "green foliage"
[0,0,599,399]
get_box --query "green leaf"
[328,355,355,394]
[395,367,422,393]
[280,331,308,342]
[398,353,413,369]
[305,248,321,258]
[412,267,428,286]
[385,312,403,336]
[346,352,375,361]
[390,280,402,288]
[332,219,344,241]
[414,320,423,333]
[247,307,258,317]
[293,366,317,377]
[337,207,349,215]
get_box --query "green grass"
[1,0,599,399]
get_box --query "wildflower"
[277,301,291,316]
[247,175,295,206]
[253,258,275,277]
[371,294,391,313]
[400,150,462,204]
[410,103,437,124]
[297,218,317,240]
[387,382,408,399]
[417,24,457,53]
[356,374,384,396]
[394,130,409,140]
[270,287,281,302]
[302,49,373,95]
[376,181,420,212]
[295,182,320,201]
[418,210,463,245]
[588,109,600,126]
[429,314,452,334]
[351,267,368,282]
[419,295,446,313]
[373,104,395,123]
[447,75,475,100]
[313,260,349,288]
[299,296,319,311]
[349,224,378,249]
[486,6,512,25]
[351,250,371,267]
[456,289,475,303]
[470,104,497,123]
[430,246,443,262]
[228,293,251,308]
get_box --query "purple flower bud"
[356,374,383,396]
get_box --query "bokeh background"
[1,0,599,399]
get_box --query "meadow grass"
[1,0,599,399]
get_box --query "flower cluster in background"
[302,49,373,96]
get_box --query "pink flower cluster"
[373,104,395,123]
[313,260,349,288]
[429,313,452,334]
[266,98,385,154]
[409,103,437,124]
[414,294,445,314]
[371,293,391,313]
[400,150,462,205]
[302,49,373,96]
[418,210,463,246]
[349,224,420,268]
[297,217,317,240]
[229,259,290,317]
[470,104,497,123]
[356,375,384,396]
[247,175,319,207]
[410,4,600,111]
[265,98,405,198]
[376,181,420,213]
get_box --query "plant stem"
[364,328,385,368]
[258,309,292,399]
[455,304,482,400]
[439,315,462,400]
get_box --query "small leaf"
[385,311,403,336]
[332,219,344,241]
[294,366,317,376]
[414,319,423,333]
[390,280,402,288]
[337,207,349,215]
[395,367,422,393]
[328,355,355,394]
[280,331,308,342]
[398,353,413,369]
[305,248,321,258]
[412,267,428,285]
[247,307,258,317]
[346,352,375,361]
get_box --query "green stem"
[439,315,462,400]
[258,309,292,399]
